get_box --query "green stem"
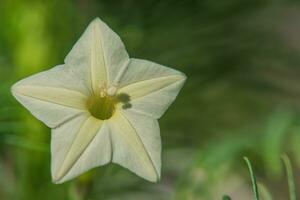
[282,154,296,200]
[244,157,260,200]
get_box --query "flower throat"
[87,92,115,120]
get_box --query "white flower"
[11,18,186,184]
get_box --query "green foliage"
[263,108,294,177]
[237,156,297,200]
[0,0,300,199]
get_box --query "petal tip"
[10,84,16,95]
[51,170,66,184]
[90,17,102,26]
[10,82,21,97]
[142,165,160,183]
[179,72,187,81]
[146,171,160,183]
[51,176,61,184]
[51,163,69,184]
[92,17,100,21]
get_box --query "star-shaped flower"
[11,18,186,184]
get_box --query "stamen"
[99,85,107,97]
[100,90,106,97]
[107,86,117,96]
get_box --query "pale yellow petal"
[52,116,104,183]
[120,109,161,178]
[118,75,183,99]
[90,19,107,94]
[12,85,87,110]
[109,112,159,182]
[11,64,91,128]
[64,18,129,93]
[117,58,186,119]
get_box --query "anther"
[107,86,117,96]
[100,90,106,97]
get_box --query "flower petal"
[13,86,87,110]
[64,18,129,94]
[11,65,89,128]
[108,111,160,182]
[51,115,111,183]
[117,59,186,118]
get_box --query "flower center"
[87,91,116,120]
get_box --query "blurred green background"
[1,0,300,199]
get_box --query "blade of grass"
[282,154,296,200]
[244,157,260,200]
[263,109,293,177]
[258,182,273,200]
